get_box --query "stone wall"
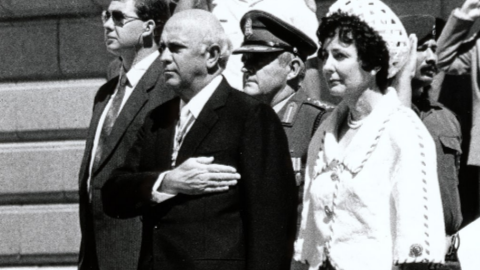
[0,0,111,267]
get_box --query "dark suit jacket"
[102,78,297,270]
[78,58,173,270]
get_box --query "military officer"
[233,9,332,252]
[234,9,331,182]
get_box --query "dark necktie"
[92,75,128,172]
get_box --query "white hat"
[327,0,409,78]
[250,0,319,57]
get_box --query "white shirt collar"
[180,76,223,119]
[124,50,159,88]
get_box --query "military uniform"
[412,96,463,235]
[411,96,463,270]
[278,90,332,270]
[231,9,329,270]
[277,90,331,186]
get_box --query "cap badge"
[245,18,253,39]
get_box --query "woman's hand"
[460,0,480,20]
[392,34,417,107]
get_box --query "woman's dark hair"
[317,11,390,92]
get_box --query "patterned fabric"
[171,110,194,167]
[294,88,446,270]
[327,0,410,78]
[89,74,128,197]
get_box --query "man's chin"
[105,44,121,56]
[243,84,260,97]
[416,75,434,86]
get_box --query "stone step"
[0,204,79,266]
[0,79,104,140]
[0,141,84,204]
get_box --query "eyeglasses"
[102,10,142,26]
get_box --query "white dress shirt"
[87,51,160,194]
[151,75,223,203]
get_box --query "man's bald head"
[160,9,232,101]
[165,9,231,69]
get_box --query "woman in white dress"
[294,1,446,270]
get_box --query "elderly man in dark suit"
[102,9,297,270]
[77,0,173,269]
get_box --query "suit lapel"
[79,77,118,185]
[177,78,230,162]
[92,58,166,175]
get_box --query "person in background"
[173,0,320,94]
[294,1,446,270]
[437,0,480,227]
[231,8,331,270]
[401,14,463,269]
[77,0,172,269]
[102,9,297,270]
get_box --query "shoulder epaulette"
[304,97,336,110]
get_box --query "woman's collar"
[322,87,402,174]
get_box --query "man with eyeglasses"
[77,0,172,269]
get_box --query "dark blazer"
[78,58,173,270]
[102,78,297,270]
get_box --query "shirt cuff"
[151,171,177,203]
[453,8,476,21]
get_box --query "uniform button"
[154,225,158,230]
[295,172,303,186]
[330,173,339,181]
[325,206,333,217]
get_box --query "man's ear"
[206,44,221,69]
[143,20,156,37]
[141,20,156,48]
[286,57,302,81]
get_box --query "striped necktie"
[92,74,128,172]
[171,109,194,167]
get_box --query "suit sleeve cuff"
[151,171,177,203]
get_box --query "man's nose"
[103,16,114,30]
[426,48,437,63]
[160,47,172,63]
